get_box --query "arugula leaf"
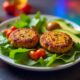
[46,54,57,66]
[58,51,80,63]
[75,43,80,49]
[29,12,47,34]
[9,48,33,64]
[35,11,40,19]
[14,20,29,28]
[29,18,39,28]
[0,44,11,56]
[9,48,32,59]
[38,57,45,66]
[26,59,37,66]
[36,17,47,34]
[20,14,31,23]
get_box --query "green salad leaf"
[38,57,45,66]
[20,14,31,23]
[9,48,32,59]
[9,48,33,64]
[29,18,39,28]
[29,12,47,34]
[14,20,29,28]
[35,11,40,19]
[0,44,11,56]
[46,54,57,66]
[0,33,8,45]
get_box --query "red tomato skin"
[29,51,38,61]
[36,48,46,58]
[29,49,46,61]
[6,30,12,37]
[4,29,9,35]
[11,26,17,31]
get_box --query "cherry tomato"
[36,48,46,58]
[29,49,46,61]
[29,51,38,60]
[11,26,17,31]
[21,4,32,14]
[4,29,11,37]
[4,29,9,35]
[3,1,16,15]
[6,30,12,37]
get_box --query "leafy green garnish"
[29,12,47,34]
[75,43,80,49]
[14,14,31,28]
[0,44,11,56]
[20,14,31,23]
[36,17,47,34]
[9,48,32,59]
[0,33,8,45]
[46,54,57,66]
[9,48,33,64]
[29,18,39,28]
[38,57,45,66]
[35,11,40,19]
[14,20,29,28]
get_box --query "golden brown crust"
[40,31,73,53]
[8,28,39,48]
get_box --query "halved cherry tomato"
[36,48,46,58]
[11,26,17,31]
[4,29,9,35]
[29,48,46,61]
[6,30,12,37]
[29,51,38,60]
[4,26,17,37]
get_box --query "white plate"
[0,15,80,71]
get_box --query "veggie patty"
[8,28,39,48]
[40,31,73,53]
